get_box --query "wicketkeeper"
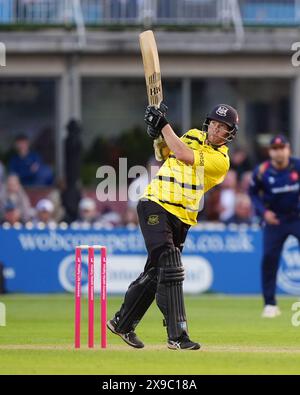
[107,103,239,350]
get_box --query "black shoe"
[107,319,144,349]
[167,334,201,350]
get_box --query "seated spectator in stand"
[33,199,56,226]
[219,169,238,222]
[230,146,252,180]
[225,193,253,225]
[74,197,99,225]
[9,134,53,186]
[201,186,222,222]
[47,178,66,223]
[238,170,253,194]
[98,206,122,228]
[122,206,139,227]
[0,174,32,223]
[1,200,23,226]
[128,156,160,210]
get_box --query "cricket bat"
[139,30,169,161]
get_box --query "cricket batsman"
[107,103,239,350]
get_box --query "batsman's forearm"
[161,124,194,165]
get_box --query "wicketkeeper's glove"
[144,102,168,139]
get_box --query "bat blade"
[139,30,163,107]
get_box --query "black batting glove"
[147,126,161,139]
[144,103,168,137]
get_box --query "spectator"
[225,193,253,225]
[75,197,99,225]
[122,206,139,227]
[238,170,253,194]
[230,147,252,180]
[32,126,55,167]
[128,156,160,209]
[9,134,53,186]
[1,200,22,226]
[98,205,122,228]
[219,169,238,222]
[0,174,32,223]
[201,187,222,222]
[47,178,66,223]
[34,199,56,226]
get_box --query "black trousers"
[114,199,190,333]
[137,199,190,269]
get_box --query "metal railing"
[0,0,75,24]
[241,0,300,25]
[0,0,247,47]
[1,0,299,26]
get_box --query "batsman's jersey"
[142,129,230,225]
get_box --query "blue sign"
[0,227,299,295]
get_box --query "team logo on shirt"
[216,106,228,117]
[147,215,160,225]
[277,236,300,295]
[268,177,275,184]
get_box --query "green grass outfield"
[0,294,300,375]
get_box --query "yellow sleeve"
[180,129,205,145]
[180,129,206,167]
[205,150,229,179]
[194,149,229,183]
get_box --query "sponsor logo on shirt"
[271,184,300,194]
